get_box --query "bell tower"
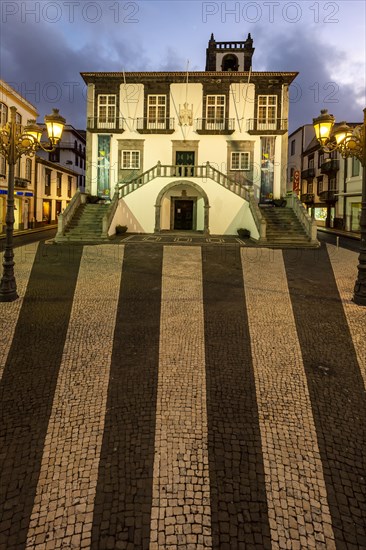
[205,33,254,72]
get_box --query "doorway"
[176,151,195,177]
[173,199,194,230]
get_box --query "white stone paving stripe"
[241,248,336,550]
[25,244,124,550]
[327,244,366,387]
[150,246,212,549]
[0,243,39,381]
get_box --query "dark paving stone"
[91,244,163,550]
[202,246,271,549]
[0,243,83,550]
[283,245,366,547]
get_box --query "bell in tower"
[205,33,254,72]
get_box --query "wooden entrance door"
[174,200,194,230]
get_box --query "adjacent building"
[36,124,86,191]
[0,79,38,231]
[0,79,79,230]
[81,34,298,235]
[288,121,363,231]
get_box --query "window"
[290,167,295,181]
[15,159,21,178]
[307,182,313,193]
[206,95,225,129]
[75,155,78,167]
[290,139,295,156]
[0,103,8,126]
[49,148,60,163]
[231,152,250,170]
[308,156,314,169]
[317,176,323,194]
[147,95,166,128]
[25,158,32,180]
[0,154,6,176]
[15,112,22,126]
[68,176,72,197]
[318,153,325,167]
[121,150,140,169]
[257,95,277,129]
[56,172,62,197]
[98,94,116,127]
[45,169,51,195]
[329,177,337,190]
[352,157,360,177]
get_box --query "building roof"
[0,79,39,117]
[81,71,298,84]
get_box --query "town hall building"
[57,34,317,244]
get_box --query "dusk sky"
[1,0,365,132]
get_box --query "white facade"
[0,79,38,231]
[82,36,297,236]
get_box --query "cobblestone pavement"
[0,242,365,550]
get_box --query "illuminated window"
[231,152,250,170]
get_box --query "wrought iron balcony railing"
[87,117,125,131]
[301,168,315,180]
[246,118,288,134]
[195,118,235,134]
[300,193,315,203]
[320,159,339,173]
[14,177,30,188]
[136,118,175,133]
[319,190,338,202]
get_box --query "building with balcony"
[76,34,298,237]
[36,125,86,191]
[34,157,78,225]
[290,121,363,231]
[0,79,38,232]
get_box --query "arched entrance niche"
[154,181,210,233]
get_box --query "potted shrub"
[237,228,251,239]
[115,224,128,235]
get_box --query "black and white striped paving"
[0,242,365,550]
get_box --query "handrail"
[286,192,318,243]
[101,187,119,238]
[118,162,252,202]
[55,189,87,239]
[247,187,266,241]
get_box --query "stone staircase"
[61,203,110,242]
[260,207,318,248]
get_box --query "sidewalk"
[0,241,365,549]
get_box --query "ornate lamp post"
[0,107,65,302]
[313,108,366,305]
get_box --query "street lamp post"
[313,108,366,306]
[0,107,65,302]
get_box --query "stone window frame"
[118,139,144,182]
[230,151,250,171]
[227,140,255,185]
